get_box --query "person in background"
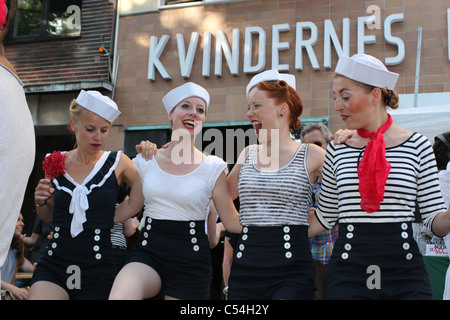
[434,132,450,207]
[23,216,53,260]
[309,53,450,299]
[1,214,35,300]
[433,132,450,299]
[221,231,238,299]
[111,217,139,271]
[111,184,140,271]
[0,0,35,284]
[301,122,338,300]
[29,90,141,300]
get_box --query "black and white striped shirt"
[238,144,313,226]
[111,222,127,248]
[316,132,446,231]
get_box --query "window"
[166,0,202,4]
[10,0,81,42]
[159,0,245,9]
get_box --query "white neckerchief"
[53,151,121,237]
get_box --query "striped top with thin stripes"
[238,143,313,226]
[111,222,127,248]
[316,132,446,232]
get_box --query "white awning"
[389,105,450,143]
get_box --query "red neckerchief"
[356,114,393,213]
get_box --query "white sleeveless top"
[133,154,227,221]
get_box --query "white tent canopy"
[389,93,450,143]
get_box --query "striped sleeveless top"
[238,144,313,226]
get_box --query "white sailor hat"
[246,69,296,96]
[75,90,121,123]
[162,82,210,115]
[334,54,399,90]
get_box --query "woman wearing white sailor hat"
[29,90,141,300]
[223,69,326,299]
[309,53,450,299]
[109,82,241,300]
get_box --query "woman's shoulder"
[204,154,227,167]
[386,126,428,148]
[305,142,326,159]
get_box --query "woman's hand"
[331,129,355,145]
[135,140,171,161]
[135,140,158,161]
[34,178,53,206]
[9,286,29,300]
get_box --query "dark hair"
[255,80,303,130]
[433,132,450,170]
[11,229,25,268]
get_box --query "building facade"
[5,0,117,233]
[5,0,450,234]
[114,0,450,161]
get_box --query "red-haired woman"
[225,69,326,300]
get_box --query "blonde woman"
[109,83,241,300]
[29,91,140,300]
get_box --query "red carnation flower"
[42,151,67,179]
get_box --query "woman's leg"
[109,262,161,300]
[27,281,70,300]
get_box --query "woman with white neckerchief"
[29,90,141,300]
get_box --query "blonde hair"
[69,99,85,122]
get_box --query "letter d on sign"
[366,265,381,290]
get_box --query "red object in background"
[42,151,67,179]
[0,0,7,29]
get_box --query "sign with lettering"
[148,12,408,81]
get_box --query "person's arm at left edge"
[0,0,17,75]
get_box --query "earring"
[280,114,283,117]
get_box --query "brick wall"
[113,0,450,134]
[5,0,115,85]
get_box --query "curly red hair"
[254,80,303,130]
